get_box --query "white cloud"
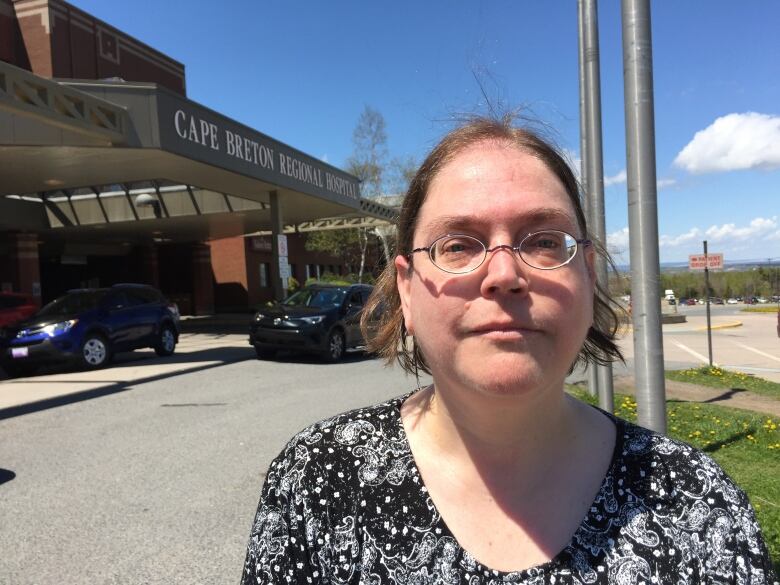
[674,112,780,173]
[703,216,778,241]
[656,178,677,190]
[604,169,627,187]
[611,217,780,261]
[659,227,702,248]
[606,227,630,253]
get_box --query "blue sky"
[70,0,780,264]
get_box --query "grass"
[568,387,780,572]
[740,305,780,313]
[666,365,780,401]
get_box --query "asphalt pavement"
[0,306,778,583]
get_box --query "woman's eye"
[536,238,559,249]
[442,240,478,254]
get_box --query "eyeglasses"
[408,230,592,274]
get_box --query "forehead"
[416,142,578,238]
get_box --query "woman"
[241,117,777,584]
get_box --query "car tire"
[254,345,276,359]
[154,325,177,357]
[323,329,345,363]
[80,334,111,369]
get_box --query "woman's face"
[395,141,595,397]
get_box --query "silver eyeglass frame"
[408,230,592,274]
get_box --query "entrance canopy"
[0,60,397,243]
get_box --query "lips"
[467,321,541,336]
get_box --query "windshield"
[36,290,108,318]
[282,288,347,308]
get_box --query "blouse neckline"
[391,390,625,579]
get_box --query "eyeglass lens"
[430,231,578,273]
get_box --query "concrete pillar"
[191,243,214,315]
[9,232,42,306]
[139,244,160,288]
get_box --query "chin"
[456,353,555,397]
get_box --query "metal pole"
[582,0,614,412]
[703,240,713,366]
[578,0,598,398]
[621,0,666,433]
[269,190,286,303]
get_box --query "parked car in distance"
[709,297,724,305]
[249,283,375,362]
[686,298,697,306]
[726,298,739,304]
[0,292,37,328]
[1,284,179,378]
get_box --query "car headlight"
[41,320,78,337]
[254,313,265,321]
[300,315,325,325]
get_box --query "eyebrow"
[420,207,579,238]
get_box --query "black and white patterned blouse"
[241,392,778,584]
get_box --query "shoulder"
[609,415,765,556]
[615,417,742,498]
[611,416,746,507]
[266,393,409,492]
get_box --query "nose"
[479,245,529,296]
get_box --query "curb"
[695,321,743,331]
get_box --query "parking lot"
[2,305,778,418]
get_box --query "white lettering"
[209,123,219,150]
[225,129,236,156]
[187,116,199,143]
[174,110,187,138]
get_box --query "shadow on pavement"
[0,468,16,486]
[0,346,255,421]
[702,387,749,404]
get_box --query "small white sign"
[279,263,291,279]
[276,234,288,257]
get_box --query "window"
[348,290,363,307]
[259,263,270,288]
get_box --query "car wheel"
[254,345,276,359]
[323,329,345,362]
[80,334,111,369]
[154,325,177,357]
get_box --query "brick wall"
[8,0,186,94]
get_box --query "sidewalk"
[610,375,780,417]
[0,332,253,419]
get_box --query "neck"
[405,376,581,470]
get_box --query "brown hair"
[361,115,624,376]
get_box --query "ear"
[394,254,414,335]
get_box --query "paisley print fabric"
[241,392,778,584]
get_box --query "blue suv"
[0,284,179,377]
